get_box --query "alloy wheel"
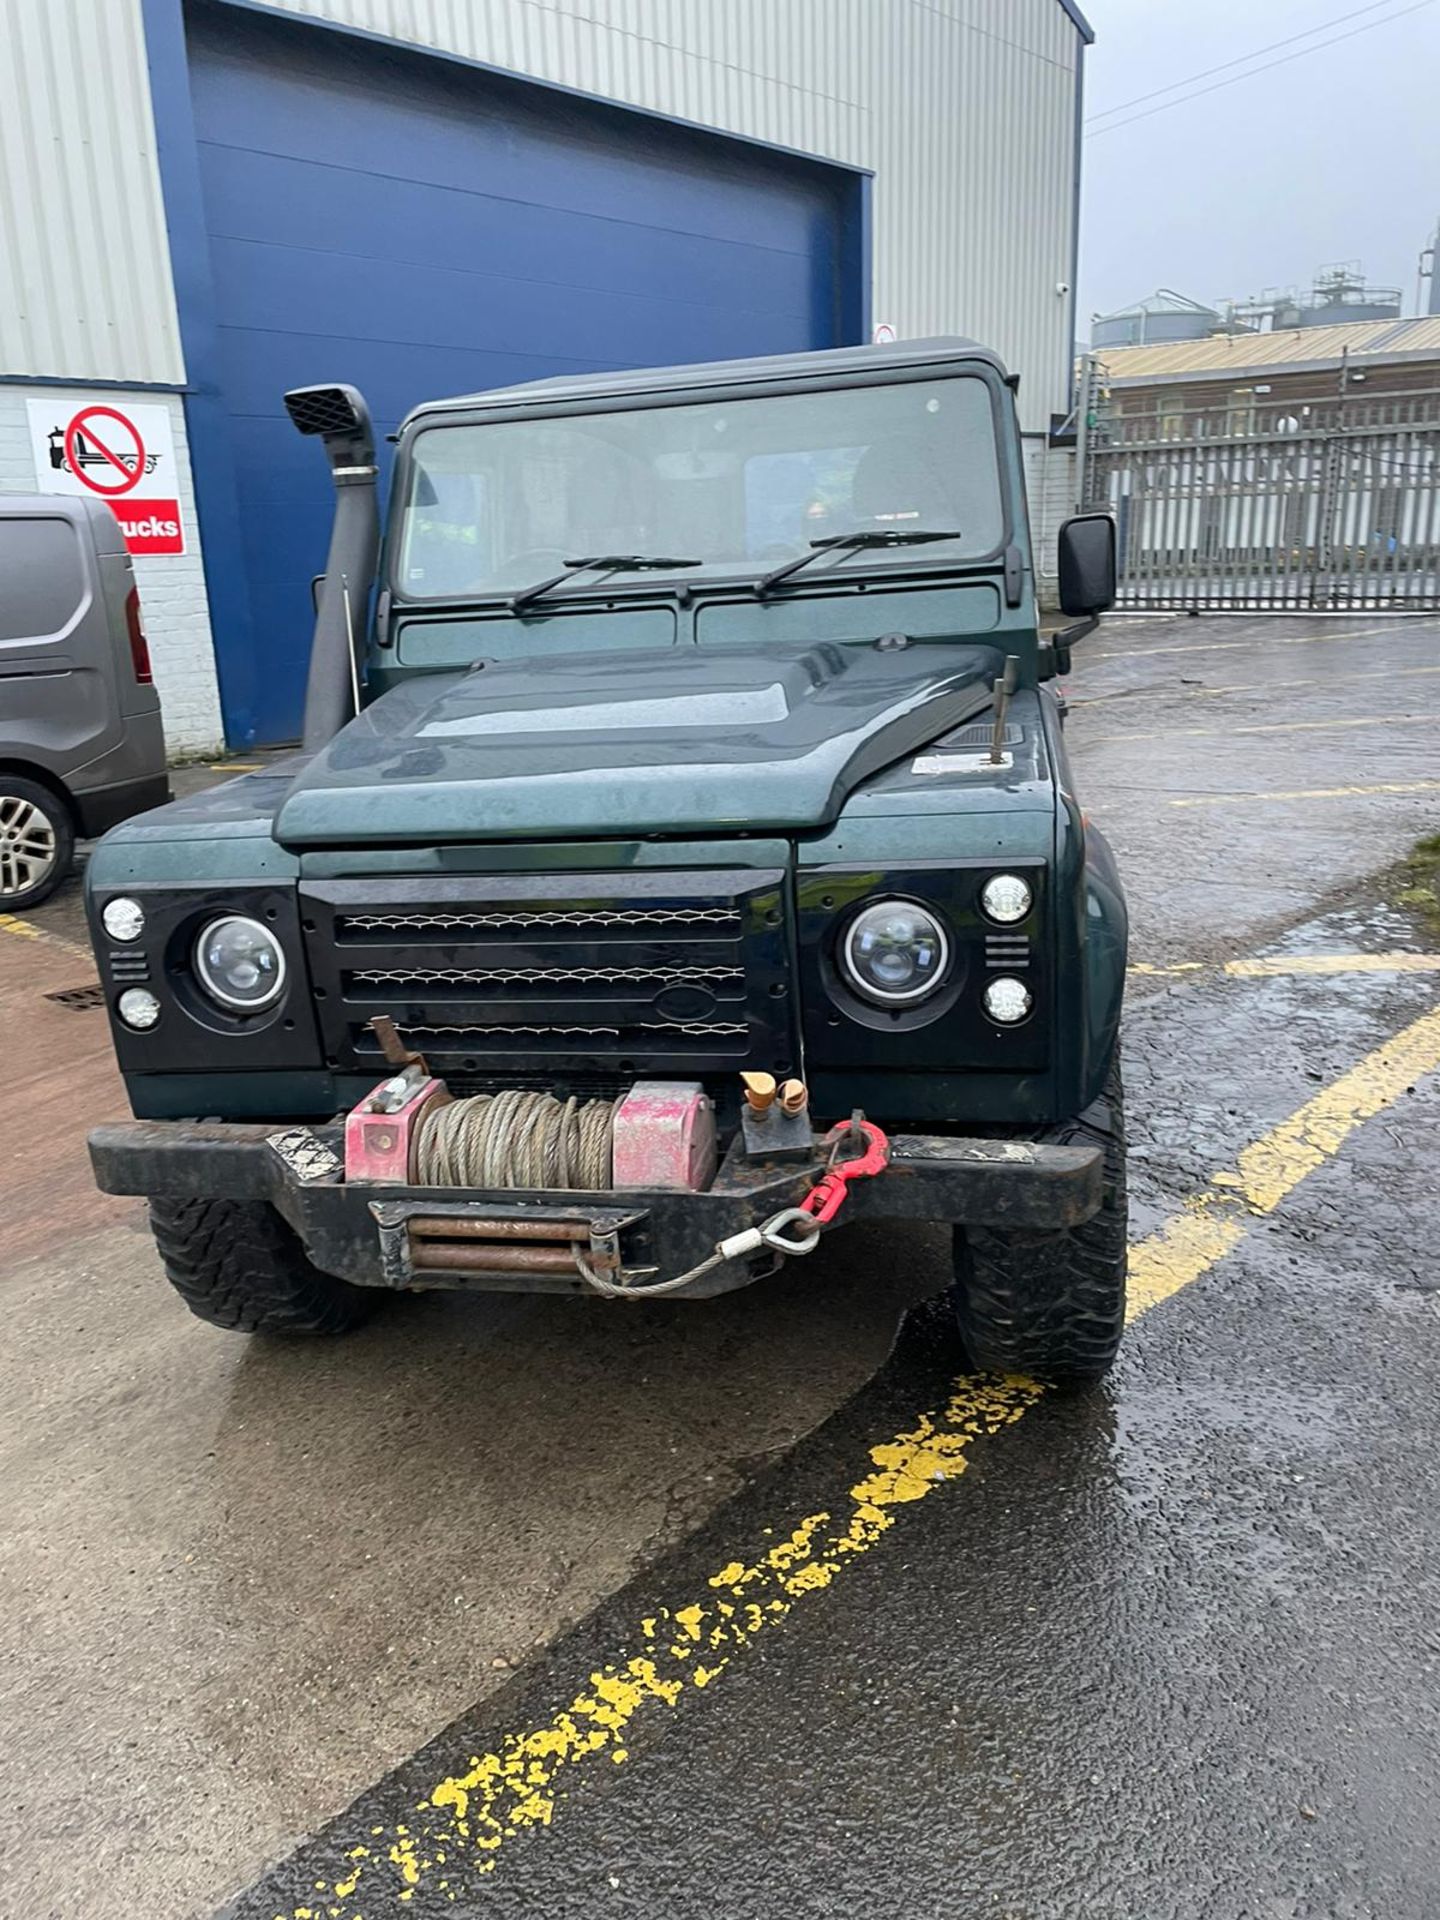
[0,793,58,898]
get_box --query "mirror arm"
[1043,611,1099,679]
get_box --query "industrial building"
[1089,314,1440,436]
[0,0,1093,751]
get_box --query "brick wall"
[0,385,225,756]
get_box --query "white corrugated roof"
[1095,316,1440,385]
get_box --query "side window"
[0,517,87,643]
[401,470,491,596]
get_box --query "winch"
[342,1017,889,1297]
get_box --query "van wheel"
[0,777,72,909]
[950,1053,1128,1388]
[147,1195,376,1335]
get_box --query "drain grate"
[46,982,106,1011]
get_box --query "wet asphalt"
[225,906,1440,1920]
[3,612,1440,1919]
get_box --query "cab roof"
[402,336,1012,431]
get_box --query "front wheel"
[950,1054,1127,1387]
[148,1195,376,1335]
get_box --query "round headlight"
[980,873,1033,925]
[983,976,1033,1025]
[841,899,951,1005]
[101,896,145,942]
[117,986,161,1031]
[194,915,286,1012]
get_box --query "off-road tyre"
[147,1195,376,1335]
[950,1053,1127,1388]
[0,774,73,910]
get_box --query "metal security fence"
[1081,381,1440,612]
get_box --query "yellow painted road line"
[1131,952,1440,979]
[1134,1003,1440,1306]
[1133,952,1440,981]
[1189,666,1440,698]
[1091,622,1435,662]
[1167,781,1440,808]
[0,912,89,960]
[1089,712,1436,746]
[1077,666,1440,707]
[289,997,1440,1917]
[1228,952,1440,978]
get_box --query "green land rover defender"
[86,338,1129,1384]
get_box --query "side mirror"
[1057,512,1117,617]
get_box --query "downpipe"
[283,384,380,751]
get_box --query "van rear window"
[0,518,86,643]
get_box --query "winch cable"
[576,1117,892,1300]
[414,1089,623,1192]
[411,1095,890,1300]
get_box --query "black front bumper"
[90,1120,1103,1299]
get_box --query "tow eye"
[580,1115,891,1300]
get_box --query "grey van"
[0,496,169,908]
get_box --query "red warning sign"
[26,397,186,556]
[64,405,149,496]
[107,501,187,556]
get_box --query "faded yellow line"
[1229,953,1440,978]
[1078,666,1440,707]
[1168,781,1440,807]
[1091,621,1434,662]
[289,995,1440,1916]
[1089,712,1435,746]
[1187,665,1440,699]
[1125,1203,1246,1320]
[0,912,90,960]
[1218,1004,1440,1212]
[1131,952,1440,980]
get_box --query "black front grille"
[301,870,794,1081]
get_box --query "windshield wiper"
[754,528,963,598]
[508,553,700,614]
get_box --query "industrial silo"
[1090,290,1220,349]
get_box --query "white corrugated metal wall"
[255,0,1083,432]
[0,0,1083,429]
[0,0,1082,748]
[0,0,183,384]
[0,1,221,749]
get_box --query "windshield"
[396,375,1005,601]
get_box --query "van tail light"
[125,587,154,684]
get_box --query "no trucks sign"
[26,397,186,556]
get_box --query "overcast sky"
[1077,0,1440,333]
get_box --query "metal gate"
[1080,373,1440,612]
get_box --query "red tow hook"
[798,1118,891,1226]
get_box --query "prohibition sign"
[63,405,146,497]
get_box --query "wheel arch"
[0,760,79,829]
[1080,816,1128,1106]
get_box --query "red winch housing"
[343,1069,719,1193]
